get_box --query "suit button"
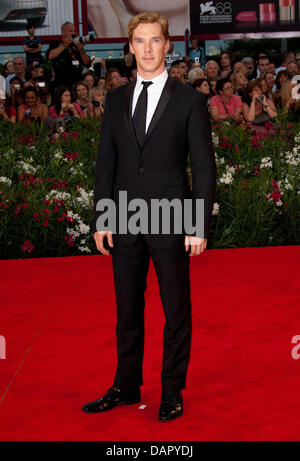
[139,166,144,173]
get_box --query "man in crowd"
[23,24,42,66]
[205,60,220,82]
[287,61,298,77]
[256,56,270,78]
[276,51,296,74]
[188,36,205,69]
[82,10,216,422]
[220,51,232,78]
[46,22,90,90]
[165,42,182,70]
[242,57,256,80]
[5,56,26,97]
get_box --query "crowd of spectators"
[1,26,300,133]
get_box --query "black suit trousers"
[112,235,192,392]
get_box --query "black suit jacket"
[92,76,217,247]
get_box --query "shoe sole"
[82,398,141,413]
[158,410,183,422]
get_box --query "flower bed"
[0,118,299,259]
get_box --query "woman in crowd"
[1,100,16,124]
[83,71,97,90]
[232,61,247,75]
[275,70,291,91]
[18,86,48,125]
[49,86,84,119]
[105,68,123,91]
[169,64,185,83]
[87,87,105,119]
[74,81,90,114]
[242,80,277,123]
[3,60,14,78]
[187,68,205,85]
[230,71,248,97]
[273,79,300,121]
[192,78,212,100]
[96,76,106,90]
[7,77,24,110]
[209,77,243,122]
[35,77,52,107]
[262,71,276,98]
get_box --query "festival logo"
[199,1,233,24]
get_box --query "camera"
[25,108,32,116]
[72,34,95,45]
[195,57,200,65]
[14,84,21,90]
[38,82,46,88]
[257,95,264,101]
[92,100,100,107]
[93,57,102,64]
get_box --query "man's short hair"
[61,22,74,32]
[205,60,220,70]
[242,56,254,63]
[128,11,169,43]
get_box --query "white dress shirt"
[132,68,168,133]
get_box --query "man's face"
[62,23,76,39]
[220,53,230,68]
[28,26,35,36]
[245,60,254,75]
[258,58,269,73]
[191,39,198,49]
[296,54,300,70]
[169,66,181,80]
[205,62,219,79]
[130,22,169,78]
[178,61,188,77]
[287,62,298,76]
[13,58,25,75]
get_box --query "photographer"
[86,87,105,119]
[46,22,91,90]
[242,81,277,124]
[18,86,48,125]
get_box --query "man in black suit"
[82,11,216,422]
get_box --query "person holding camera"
[242,80,277,124]
[86,87,105,119]
[18,86,48,125]
[46,22,91,90]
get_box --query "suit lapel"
[124,79,140,157]
[141,76,175,150]
[124,76,176,155]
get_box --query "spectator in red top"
[18,86,48,125]
[209,77,243,122]
[49,86,84,119]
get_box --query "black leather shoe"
[82,386,141,413]
[158,390,183,422]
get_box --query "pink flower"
[22,240,35,253]
[271,191,282,202]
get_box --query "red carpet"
[0,246,299,441]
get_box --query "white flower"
[17,161,36,174]
[260,157,272,168]
[45,190,71,202]
[212,203,219,215]
[0,177,12,186]
[276,200,283,207]
[78,246,91,253]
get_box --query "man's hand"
[185,236,207,256]
[94,231,113,256]
[62,35,73,48]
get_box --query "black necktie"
[133,81,153,148]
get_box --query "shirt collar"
[136,68,168,87]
